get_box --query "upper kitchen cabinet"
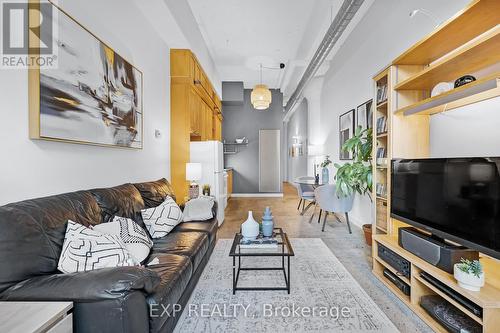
[170,49,222,202]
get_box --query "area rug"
[174,238,399,333]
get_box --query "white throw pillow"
[58,220,137,274]
[141,196,183,238]
[93,217,153,263]
[182,196,214,222]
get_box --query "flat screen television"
[391,157,500,259]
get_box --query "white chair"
[294,176,316,215]
[314,184,354,233]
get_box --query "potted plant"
[321,155,332,184]
[454,258,484,291]
[334,126,373,245]
[202,184,211,196]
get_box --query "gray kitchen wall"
[286,99,308,182]
[222,89,284,193]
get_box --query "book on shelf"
[240,236,278,249]
[376,116,387,134]
[376,183,387,198]
[377,85,387,104]
[376,147,386,158]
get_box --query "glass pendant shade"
[251,84,272,110]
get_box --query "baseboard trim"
[231,193,284,198]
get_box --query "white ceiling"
[187,0,340,102]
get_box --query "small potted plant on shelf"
[202,184,211,196]
[454,258,484,291]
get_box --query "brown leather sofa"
[0,178,218,333]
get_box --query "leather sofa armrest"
[212,201,218,219]
[0,266,160,302]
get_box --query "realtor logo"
[1,0,57,69]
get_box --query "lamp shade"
[308,145,324,157]
[251,84,272,110]
[186,163,202,181]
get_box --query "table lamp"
[186,163,202,199]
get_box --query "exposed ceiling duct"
[284,0,365,113]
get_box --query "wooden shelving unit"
[372,68,391,236]
[395,74,500,115]
[371,1,500,332]
[395,25,500,91]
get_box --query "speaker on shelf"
[398,227,479,274]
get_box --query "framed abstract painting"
[339,109,354,160]
[356,99,373,131]
[29,1,143,149]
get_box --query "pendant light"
[251,64,272,110]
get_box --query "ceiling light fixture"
[251,64,272,111]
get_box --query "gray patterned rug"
[174,238,399,333]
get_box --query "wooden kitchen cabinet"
[170,49,223,203]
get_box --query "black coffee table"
[229,228,294,294]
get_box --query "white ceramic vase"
[453,264,485,291]
[241,211,259,240]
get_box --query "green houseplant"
[334,126,373,198]
[454,258,484,291]
[335,126,373,245]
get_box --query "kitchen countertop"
[224,167,233,171]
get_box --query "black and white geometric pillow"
[58,220,137,274]
[94,217,153,263]
[141,196,183,238]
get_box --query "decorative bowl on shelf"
[235,137,246,144]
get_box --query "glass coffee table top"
[229,227,294,257]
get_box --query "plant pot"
[362,224,372,246]
[453,264,485,291]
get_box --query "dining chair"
[314,184,354,233]
[294,176,316,215]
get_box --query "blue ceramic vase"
[322,167,329,184]
[262,207,274,237]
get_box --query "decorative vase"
[453,264,485,291]
[241,211,259,241]
[322,167,329,184]
[262,207,274,237]
[202,187,210,196]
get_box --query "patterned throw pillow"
[141,196,183,238]
[93,217,153,263]
[58,220,137,274]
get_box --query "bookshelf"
[372,68,390,235]
[371,1,500,332]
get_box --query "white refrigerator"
[190,141,226,225]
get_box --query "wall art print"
[31,1,143,148]
[339,109,355,160]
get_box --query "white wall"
[0,0,173,205]
[317,0,475,227]
[431,97,500,157]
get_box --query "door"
[259,129,281,192]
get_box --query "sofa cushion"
[146,254,192,332]
[94,217,153,263]
[151,232,209,272]
[90,184,146,229]
[133,178,176,208]
[172,217,218,244]
[0,191,101,293]
[141,197,183,239]
[58,220,137,273]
